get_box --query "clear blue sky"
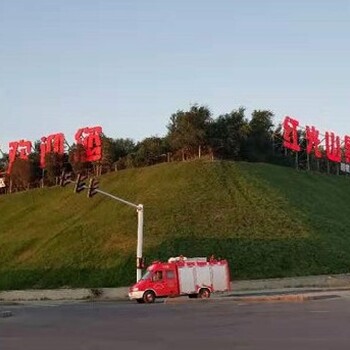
[1,0,349,150]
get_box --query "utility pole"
[61,172,144,282]
[91,187,144,282]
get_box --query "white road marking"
[310,310,330,313]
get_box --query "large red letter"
[8,141,19,174]
[344,136,350,163]
[306,126,322,158]
[18,140,32,160]
[40,133,65,168]
[7,140,32,174]
[283,117,300,152]
[75,126,103,162]
[325,132,341,163]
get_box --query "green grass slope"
[1,160,350,290]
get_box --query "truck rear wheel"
[198,288,211,299]
[143,291,156,304]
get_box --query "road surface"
[1,297,349,349]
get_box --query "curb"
[224,287,350,298]
[232,293,340,303]
[2,272,350,303]
[0,287,129,302]
[164,292,342,305]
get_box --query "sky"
[0,0,349,150]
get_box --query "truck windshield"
[141,271,151,280]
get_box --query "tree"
[134,137,169,166]
[243,110,274,162]
[112,138,136,161]
[208,107,249,159]
[10,158,36,190]
[167,105,212,160]
[69,144,91,174]
[0,152,8,172]
[101,136,115,169]
[111,138,136,170]
[29,140,42,185]
[45,152,66,185]
[0,152,8,194]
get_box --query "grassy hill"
[1,160,350,290]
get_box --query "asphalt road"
[1,298,350,350]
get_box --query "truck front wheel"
[198,288,211,299]
[143,291,156,304]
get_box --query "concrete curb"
[230,294,339,304]
[225,286,350,297]
[0,287,129,302]
[1,273,350,302]
[233,274,350,291]
[163,295,305,304]
[164,292,345,305]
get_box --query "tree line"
[0,104,310,194]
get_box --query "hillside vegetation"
[1,160,350,290]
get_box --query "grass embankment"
[1,160,350,290]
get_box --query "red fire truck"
[128,256,231,303]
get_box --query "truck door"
[165,269,178,296]
[151,269,177,297]
[151,270,167,297]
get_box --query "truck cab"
[129,261,179,303]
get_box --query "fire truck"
[128,256,231,303]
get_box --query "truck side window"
[166,270,175,279]
[153,271,163,281]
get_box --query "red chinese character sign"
[344,136,350,164]
[7,140,32,174]
[282,116,350,171]
[283,117,300,152]
[40,133,65,168]
[325,132,341,163]
[75,126,103,162]
[305,126,322,158]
